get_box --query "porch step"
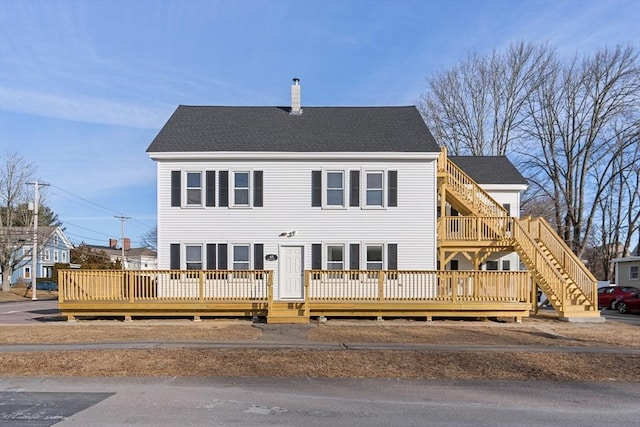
[267,302,309,324]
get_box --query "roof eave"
[147,151,440,161]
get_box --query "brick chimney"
[290,78,302,115]
[123,238,131,251]
[109,238,118,249]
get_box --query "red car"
[598,286,640,309]
[616,292,640,314]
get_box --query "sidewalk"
[2,322,640,355]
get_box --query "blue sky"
[1,0,638,248]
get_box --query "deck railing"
[306,270,531,303]
[59,269,272,303]
[439,216,513,242]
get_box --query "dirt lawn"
[1,310,639,381]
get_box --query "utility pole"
[27,181,49,301]
[114,215,130,270]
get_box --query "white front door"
[279,246,304,299]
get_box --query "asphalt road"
[1,377,638,427]
[0,299,61,324]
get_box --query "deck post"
[303,271,310,318]
[452,271,457,302]
[128,271,134,304]
[378,271,384,303]
[199,270,204,302]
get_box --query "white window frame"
[325,244,345,270]
[54,235,59,246]
[43,249,50,261]
[24,266,31,279]
[231,244,251,270]
[364,170,385,208]
[631,266,639,280]
[62,251,67,263]
[324,170,345,208]
[53,250,59,262]
[185,244,203,270]
[185,171,203,207]
[231,171,252,208]
[365,243,384,270]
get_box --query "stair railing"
[524,217,597,308]
[512,219,568,310]
[445,157,508,218]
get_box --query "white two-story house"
[147,80,445,301]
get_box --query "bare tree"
[140,227,157,250]
[419,41,553,155]
[521,45,640,256]
[0,152,36,291]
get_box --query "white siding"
[156,158,438,299]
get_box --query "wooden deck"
[58,269,533,323]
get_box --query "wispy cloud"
[0,86,171,129]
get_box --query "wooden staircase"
[438,149,601,322]
[267,301,310,324]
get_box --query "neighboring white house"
[611,245,640,287]
[146,79,526,301]
[85,239,158,270]
[445,156,528,272]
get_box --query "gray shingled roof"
[450,156,528,185]
[147,106,440,153]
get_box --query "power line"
[49,185,155,231]
[60,220,114,238]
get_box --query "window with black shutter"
[219,171,229,207]
[170,244,180,270]
[388,170,397,207]
[311,244,322,269]
[171,171,181,207]
[218,243,228,269]
[206,171,216,207]
[206,244,217,269]
[253,171,263,207]
[349,243,360,270]
[387,244,398,270]
[311,171,321,207]
[254,243,264,270]
[349,170,360,207]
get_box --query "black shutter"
[206,244,217,270]
[254,243,264,270]
[206,171,216,207]
[312,244,322,270]
[170,244,180,270]
[388,170,397,207]
[311,171,321,207]
[253,171,263,207]
[171,171,181,207]
[349,170,360,207]
[218,244,228,269]
[349,243,360,270]
[219,171,229,207]
[388,244,398,270]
